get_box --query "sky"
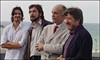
[1,1,99,23]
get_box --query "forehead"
[52,6,62,13]
[66,14,74,18]
[14,10,21,13]
[66,13,73,17]
[29,7,38,11]
[52,9,62,14]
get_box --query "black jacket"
[62,25,93,60]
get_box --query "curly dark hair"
[64,7,83,25]
[29,4,45,20]
[11,6,24,22]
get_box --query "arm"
[1,30,28,49]
[57,55,65,60]
[75,33,92,59]
[36,30,69,54]
[67,33,92,60]
[44,33,69,54]
[44,43,64,54]
[0,26,9,48]
[1,41,21,49]
[17,30,28,47]
[37,26,48,44]
[35,27,47,51]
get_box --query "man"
[57,7,92,60]
[24,4,52,60]
[35,4,69,60]
[0,7,28,60]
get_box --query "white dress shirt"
[30,20,43,56]
[0,22,28,60]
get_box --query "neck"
[56,21,63,25]
[13,21,20,30]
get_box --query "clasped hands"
[35,43,65,60]
[35,43,44,52]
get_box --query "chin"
[53,20,56,23]
[31,20,35,22]
[68,26,72,31]
[15,20,20,22]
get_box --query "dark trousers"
[30,55,41,60]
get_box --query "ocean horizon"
[0,21,99,53]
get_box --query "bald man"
[35,4,69,60]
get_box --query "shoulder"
[42,20,53,27]
[44,20,53,24]
[3,24,12,31]
[44,24,54,28]
[21,22,29,31]
[21,22,28,28]
[77,26,92,38]
[42,24,54,32]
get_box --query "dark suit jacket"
[62,25,92,60]
[24,19,52,60]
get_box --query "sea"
[0,21,99,53]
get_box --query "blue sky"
[1,1,99,23]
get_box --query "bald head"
[52,4,67,14]
[52,4,67,25]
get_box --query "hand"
[57,55,65,60]
[35,43,44,52]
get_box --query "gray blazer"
[38,22,69,60]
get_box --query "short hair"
[29,4,45,20]
[55,4,67,15]
[61,5,67,14]
[64,7,83,24]
[11,6,24,22]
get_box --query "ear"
[76,19,80,24]
[39,13,42,17]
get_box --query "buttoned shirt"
[0,22,28,60]
[30,19,43,56]
[53,22,64,33]
[63,31,74,57]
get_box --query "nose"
[52,14,56,19]
[64,19,68,23]
[16,13,20,16]
[30,12,34,16]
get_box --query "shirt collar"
[30,19,42,28]
[54,21,64,28]
[70,25,83,35]
[12,21,23,30]
[38,19,42,25]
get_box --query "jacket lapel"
[47,22,66,43]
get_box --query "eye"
[14,13,17,15]
[14,13,21,15]
[29,11,31,13]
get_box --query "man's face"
[13,10,22,22]
[65,13,79,31]
[52,7,64,25]
[29,7,40,22]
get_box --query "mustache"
[30,16,35,20]
[30,16,35,18]
[66,22,71,25]
[15,16,21,18]
[31,16,35,18]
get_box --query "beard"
[30,16,40,22]
[66,22,76,31]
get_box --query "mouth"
[15,17,21,20]
[66,22,71,25]
[30,16,35,20]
